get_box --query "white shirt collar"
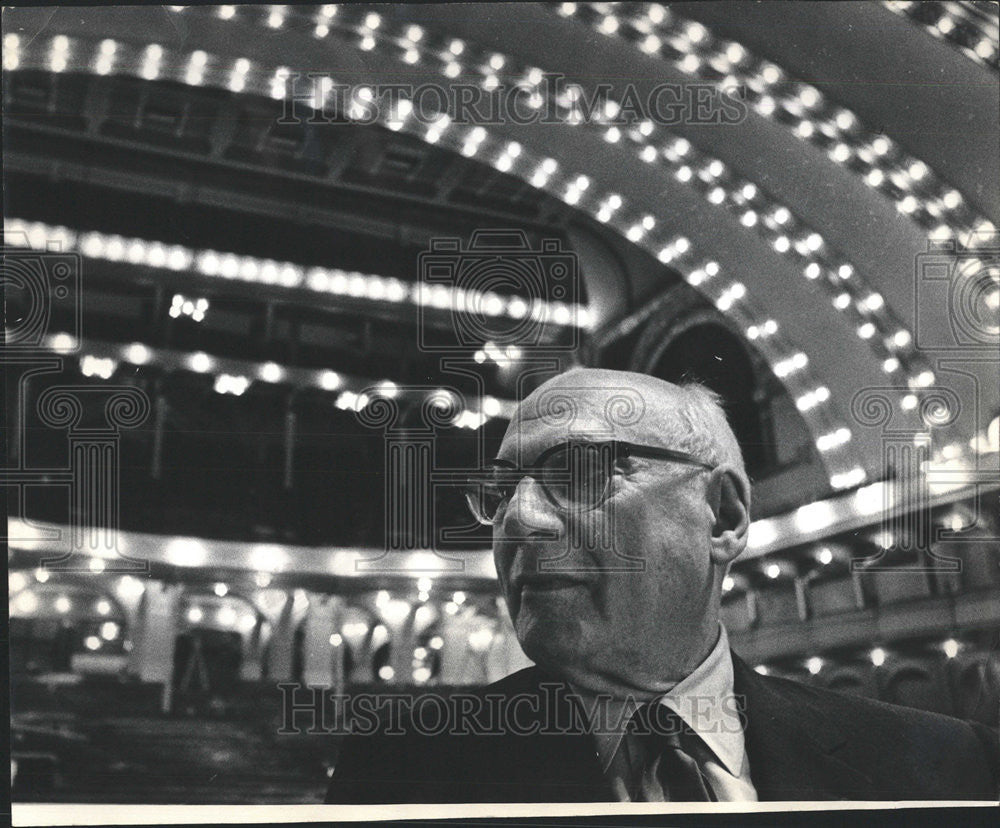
[571,624,746,778]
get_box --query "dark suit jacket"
[326,654,999,802]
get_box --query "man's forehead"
[498,379,682,459]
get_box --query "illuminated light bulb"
[942,639,960,659]
[599,15,619,34]
[34,568,50,584]
[141,44,162,81]
[833,293,851,310]
[817,547,833,565]
[804,263,822,280]
[756,96,776,116]
[722,576,735,592]
[85,635,101,651]
[806,657,823,675]
[754,665,769,675]
[188,352,213,373]
[329,633,343,647]
[829,143,852,163]
[680,54,701,74]
[857,323,876,339]
[123,343,151,365]
[901,394,918,411]
[55,595,72,614]
[974,39,996,60]
[870,647,886,667]
[765,563,781,579]
[641,34,661,54]
[318,371,341,391]
[89,557,106,573]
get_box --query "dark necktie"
[625,702,716,802]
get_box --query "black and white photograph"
[4,2,999,824]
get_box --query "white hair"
[658,381,747,480]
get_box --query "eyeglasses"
[464,440,714,526]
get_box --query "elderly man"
[327,369,998,803]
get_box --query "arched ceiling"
[4,2,998,509]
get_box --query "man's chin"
[515,611,590,673]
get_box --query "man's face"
[491,387,719,684]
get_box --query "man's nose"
[500,476,562,539]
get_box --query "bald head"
[508,368,747,487]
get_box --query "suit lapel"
[510,668,614,801]
[732,654,875,800]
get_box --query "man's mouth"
[514,574,590,592]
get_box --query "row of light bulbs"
[754,638,967,678]
[556,3,990,381]
[45,332,515,428]
[884,0,1000,71]
[3,218,588,330]
[563,2,995,245]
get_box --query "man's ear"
[705,465,751,565]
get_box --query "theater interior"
[4,2,999,804]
